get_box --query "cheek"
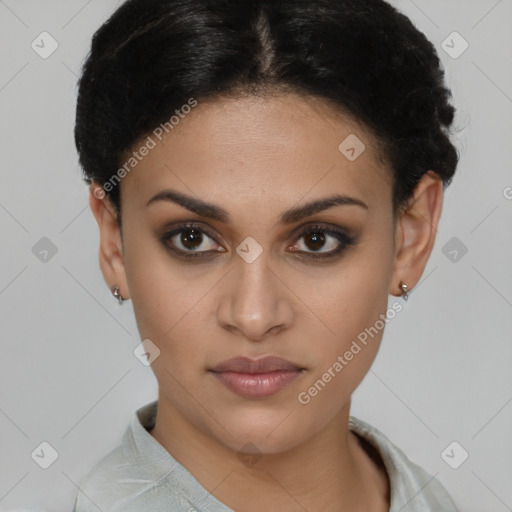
[294,297,390,433]
[123,224,200,336]
[123,231,219,391]
[296,232,395,390]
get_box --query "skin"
[89,92,443,512]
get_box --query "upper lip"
[210,356,304,374]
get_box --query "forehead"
[120,93,392,211]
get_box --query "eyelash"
[160,222,356,262]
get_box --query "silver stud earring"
[399,281,410,301]
[111,285,124,305]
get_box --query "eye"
[289,224,356,259]
[160,222,356,261]
[161,222,224,259]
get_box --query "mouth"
[208,356,306,399]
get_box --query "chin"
[208,408,315,455]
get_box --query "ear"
[390,171,444,298]
[88,183,130,301]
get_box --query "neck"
[149,391,389,512]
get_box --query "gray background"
[0,0,511,510]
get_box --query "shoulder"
[72,442,197,512]
[72,404,196,512]
[72,443,128,510]
[349,416,459,512]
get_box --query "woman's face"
[111,93,403,453]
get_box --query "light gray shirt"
[73,400,458,511]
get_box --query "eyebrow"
[146,189,368,224]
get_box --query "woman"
[73,0,459,510]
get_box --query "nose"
[217,251,294,342]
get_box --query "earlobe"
[390,171,444,298]
[88,184,130,301]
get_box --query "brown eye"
[178,228,205,251]
[302,231,327,252]
[289,225,356,259]
[161,222,224,259]
[161,222,355,262]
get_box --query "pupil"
[306,232,324,251]
[181,228,202,250]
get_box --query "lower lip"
[210,370,303,399]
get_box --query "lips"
[209,356,305,399]
[210,355,304,374]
